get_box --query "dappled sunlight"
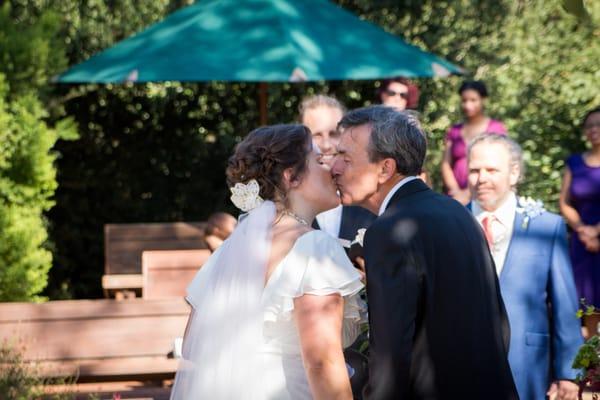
[392,219,419,244]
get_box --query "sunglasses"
[384,89,409,99]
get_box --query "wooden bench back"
[0,299,190,379]
[104,222,207,275]
[142,249,211,299]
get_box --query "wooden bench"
[142,249,211,299]
[0,298,190,380]
[103,222,208,298]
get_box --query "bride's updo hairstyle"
[226,124,312,202]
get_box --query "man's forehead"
[470,142,510,165]
[472,142,509,157]
[336,130,356,152]
[338,124,371,146]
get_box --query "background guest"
[377,77,431,185]
[468,134,582,400]
[377,76,420,111]
[299,95,375,246]
[560,107,600,336]
[441,80,507,204]
[204,211,237,252]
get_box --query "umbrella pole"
[259,82,268,125]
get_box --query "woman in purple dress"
[560,107,600,320]
[441,81,507,204]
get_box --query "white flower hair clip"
[516,196,546,229]
[230,179,264,212]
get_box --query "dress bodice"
[260,230,365,355]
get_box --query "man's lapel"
[311,218,320,230]
[499,211,525,283]
[339,206,351,239]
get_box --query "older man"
[299,95,375,245]
[468,134,582,400]
[331,105,518,400]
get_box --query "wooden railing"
[0,298,190,380]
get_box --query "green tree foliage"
[5,0,598,298]
[0,75,76,301]
[0,4,77,301]
[342,0,600,203]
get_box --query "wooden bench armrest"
[102,274,143,290]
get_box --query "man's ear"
[283,168,301,189]
[378,158,397,184]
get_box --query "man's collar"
[472,191,517,226]
[378,176,419,216]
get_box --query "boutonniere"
[351,228,367,247]
[516,196,545,229]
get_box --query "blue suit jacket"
[471,204,583,399]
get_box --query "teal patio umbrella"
[56,0,463,121]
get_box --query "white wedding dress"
[174,227,364,400]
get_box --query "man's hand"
[546,380,579,400]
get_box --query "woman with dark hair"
[560,107,600,332]
[377,76,420,111]
[441,80,507,204]
[170,124,362,400]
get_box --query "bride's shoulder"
[296,229,345,252]
[290,230,354,272]
[291,230,362,297]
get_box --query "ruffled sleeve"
[301,231,364,297]
[263,231,365,330]
[445,123,462,141]
[487,119,508,135]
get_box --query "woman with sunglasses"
[377,76,419,111]
[560,107,600,336]
[441,80,507,204]
[377,77,433,186]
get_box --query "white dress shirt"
[378,176,419,216]
[316,204,343,238]
[472,192,517,276]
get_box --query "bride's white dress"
[185,229,364,400]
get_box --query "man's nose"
[331,158,342,177]
[478,170,489,183]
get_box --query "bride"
[170,124,364,400]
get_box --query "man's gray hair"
[298,94,346,121]
[338,105,426,176]
[468,134,525,182]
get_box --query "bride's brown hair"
[226,124,312,202]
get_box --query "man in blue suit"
[467,134,583,400]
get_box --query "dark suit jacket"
[363,179,518,400]
[313,206,376,242]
